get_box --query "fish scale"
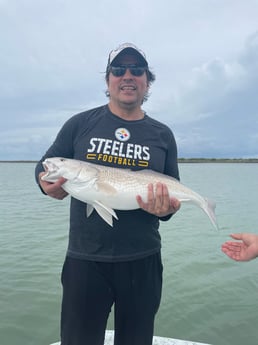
[42,157,218,229]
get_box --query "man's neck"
[108,102,144,121]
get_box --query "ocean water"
[1,162,258,345]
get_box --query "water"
[1,163,258,345]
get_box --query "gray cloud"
[1,1,258,159]
[154,31,258,158]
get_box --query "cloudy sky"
[1,0,258,160]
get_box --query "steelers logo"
[115,128,131,142]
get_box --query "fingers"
[222,242,242,251]
[170,197,181,213]
[137,183,180,217]
[141,183,168,214]
[222,250,240,261]
[221,244,241,261]
[148,183,169,214]
[39,174,68,200]
[230,233,242,240]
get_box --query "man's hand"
[136,182,181,217]
[221,233,258,262]
[39,172,68,200]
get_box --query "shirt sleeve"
[34,115,78,189]
[159,128,180,222]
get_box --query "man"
[36,43,180,345]
[222,233,258,261]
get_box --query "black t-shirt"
[36,104,179,262]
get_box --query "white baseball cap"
[107,43,148,67]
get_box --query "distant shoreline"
[178,158,258,163]
[1,158,258,163]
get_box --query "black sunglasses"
[109,64,147,77]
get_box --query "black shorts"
[60,252,163,345]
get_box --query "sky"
[1,0,258,160]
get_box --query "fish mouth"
[43,160,56,173]
[42,160,59,180]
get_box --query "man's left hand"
[136,182,181,217]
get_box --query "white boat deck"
[50,329,211,345]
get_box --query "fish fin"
[202,198,219,230]
[96,182,117,195]
[93,200,118,227]
[86,204,94,217]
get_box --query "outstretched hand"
[221,233,258,262]
[136,182,181,218]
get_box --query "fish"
[41,157,218,229]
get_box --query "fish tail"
[202,198,219,230]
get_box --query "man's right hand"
[39,172,68,200]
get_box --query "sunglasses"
[109,64,147,77]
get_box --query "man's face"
[107,54,149,109]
